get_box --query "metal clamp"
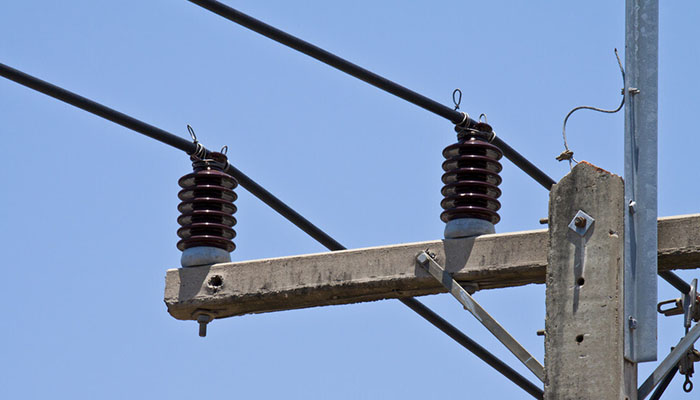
[657,298,684,317]
[657,278,700,327]
[679,345,700,393]
[687,279,700,327]
[416,251,545,382]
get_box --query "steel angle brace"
[416,251,545,382]
[638,322,700,399]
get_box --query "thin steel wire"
[558,48,625,169]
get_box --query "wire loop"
[187,124,197,142]
[452,88,462,110]
[186,124,207,160]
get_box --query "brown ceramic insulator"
[177,152,238,252]
[440,130,503,225]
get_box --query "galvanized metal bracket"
[416,251,545,382]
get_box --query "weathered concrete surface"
[544,162,635,399]
[165,213,700,321]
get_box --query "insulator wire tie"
[186,124,207,160]
[456,111,469,127]
[558,48,625,170]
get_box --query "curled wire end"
[452,88,462,110]
[614,48,624,79]
[479,113,488,123]
[187,124,197,142]
[220,145,228,155]
[186,124,207,160]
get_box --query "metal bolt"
[628,316,638,330]
[629,200,637,214]
[574,216,587,228]
[628,87,641,95]
[416,252,430,264]
[539,218,549,225]
[536,329,546,337]
[197,314,213,337]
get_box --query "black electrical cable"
[0,63,195,153]
[187,0,556,191]
[659,271,691,295]
[0,62,542,398]
[401,297,544,399]
[0,62,343,251]
[649,365,678,400]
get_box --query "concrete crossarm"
[165,214,700,321]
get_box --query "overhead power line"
[0,62,343,250]
[0,62,542,397]
[187,0,556,190]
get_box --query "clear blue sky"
[1,1,699,399]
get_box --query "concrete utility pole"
[545,162,636,398]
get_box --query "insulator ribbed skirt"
[177,153,237,253]
[440,130,503,225]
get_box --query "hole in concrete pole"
[577,277,585,286]
[576,334,584,343]
[208,275,223,288]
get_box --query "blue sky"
[1,1,699,399]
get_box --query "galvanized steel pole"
[623,0,659,363]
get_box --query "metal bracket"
[416,251,545,382]
[623,0,659,363]
[687,279,699,328]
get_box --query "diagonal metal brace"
[638,322,700,399]
[416,251,545,382]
